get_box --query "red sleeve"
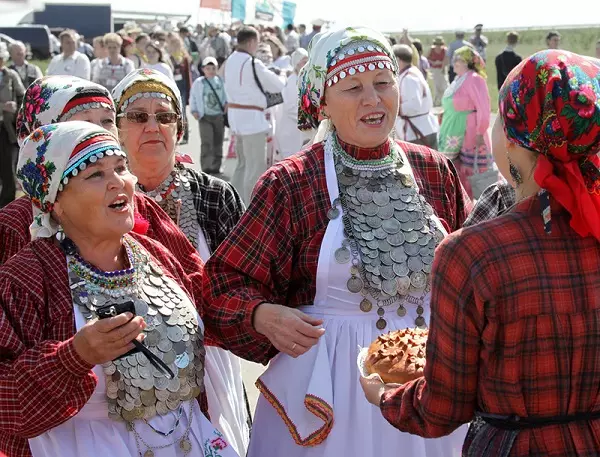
[0,273,97,438]
[202,169,300,364]
[0,198,32,266]
[379,230,481,437]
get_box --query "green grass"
[31,59,49,74]
[400,27,600,111]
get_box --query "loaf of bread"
[364,328,428,384]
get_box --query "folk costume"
[203,27,472,457]
[112,69,250,457]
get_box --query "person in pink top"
[438,45,494,198]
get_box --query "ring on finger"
[291,343,297,352]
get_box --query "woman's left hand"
[360,374,392,407]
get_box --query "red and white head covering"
[17,121,126,240]
[297,26,398,131]
[16,75,114,147]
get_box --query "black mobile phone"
[96,301,141,359]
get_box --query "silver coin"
[377,203,394,220]
[378,240,392,252]
[407,203,418,212]
[373,191,390,207]
[380,252,393,266]
[158,306,173,316]
[422,255,434,265]
[371,275,382,285]
[367,240,379,250]
[156,401,170,416]
[148,274,163,287]
[366,216,382,229]
[402,221,415,232]
[104,363,117,376]
[167,326,183,343]
[334,247,351,264]
[390,246,408,263]
[373,227,388,239]
[423,263,432,274]
[133,299,149,317]
[417,235,430,247]
[327,207,340,220]
[346,186,357,197]
[382,279,398,296]
[356,187,373,204]
[400,193,413,203]
[380,265,395,280]
[155,388,170,402]
[408,256,424,272]
[166,309,181,325]
[371,256,381,267]
[411,271,428,289]
[397,211,410,223]
[138,365,152,379]
[146,305,158,316]
[405,231,419,243]
[175,352,190,369]
[360,223,371,232]
[158,338,173,353]
[145,330,160,346]
[387,232,405,247]
[388,186,403,199]
[142,284,159,298]
[382,219,401,235]
[167,376,181,393]
[154,376,170,390]
[128,365,140,379]
[163,349,176,365]
[361,230,375,241]
[362,202,379,217]
[405,243,421,256]
[347,276,364,293]
[393,262,410,277]
[397,276,411,294]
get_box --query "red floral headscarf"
[499,50,600,240]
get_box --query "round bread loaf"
[364,328,428,384]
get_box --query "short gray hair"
[8,41,26,53]
[393,44,413,64]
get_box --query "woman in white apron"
[112,69,251,457]
[202,27,473,456]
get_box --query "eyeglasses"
[117,112,180,124]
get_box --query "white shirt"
[285,31,300,53]
[395,66,439,142]
[142,62,174,80]
[46,51,91,80]
[224,50,285,135]
[275,73,312,158]
[272,55,292,71]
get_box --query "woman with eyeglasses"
[112,69,251,457]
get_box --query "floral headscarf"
[111,68,184,141]
[17,121,126,240]
[16,76,114,147]
[298,26,398,131]
[499,50,600,240]
[454,46,486,79]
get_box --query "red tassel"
[132,213,150,235]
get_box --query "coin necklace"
[67,235,205,429]
[326,133,443,329]
[138,163,199,249]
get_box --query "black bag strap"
[251,57,267,96]
[204,77,225,113]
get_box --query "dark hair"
[146,42,164,63]
[547,31,561,41]
[153,31,167,42]
[412,40,423,55]
[392,44,413,64]
[506,31,519,45]
[299,24,306,29]
[179,26,190,34]
[388,36,397,46]
[237,26,259,45]
[286,24,294,32]
[135,33,149,44]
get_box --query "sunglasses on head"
[117,111,180,124]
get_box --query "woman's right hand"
[73,313,146,365]
[253,303,326,358]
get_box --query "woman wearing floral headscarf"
[0,121,238,457]
[361,50,600,457]
[111,68,250,457]
[438,46,495,198]
[203,26,471,457]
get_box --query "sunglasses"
[117,111,180,124]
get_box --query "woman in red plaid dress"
[361,50,600,457]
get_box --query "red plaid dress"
[380,197,600,456]
[202,139,472,364]
[0,233,207,457]
[0,197,208,457]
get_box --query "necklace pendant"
[347,276,364,294]
[376,318,387,330]
[180,438,192,454]
[334,247,351,264]
[327,206,340,220]
[415,316,426,328]
[144,450,155,457]
[359,298,372,313]
[397,305,407,317]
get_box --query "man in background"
[284,24,300,54]
[470,24,488,61]
[77,35,94,60]
[300,20,323,50]
[8,41,42,88]
[495,31,522,90]
[46,29,91,79]
[427,36,447,106]
[547,31,561,49]
[447,30,471,83]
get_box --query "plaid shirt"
[186,168,245,253]
[0,234,205,457]
[202,140,472,364]
[381,197,600,456]
[463,181,517,227]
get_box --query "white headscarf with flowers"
[17,121,126,240]
[297,26,399,132]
